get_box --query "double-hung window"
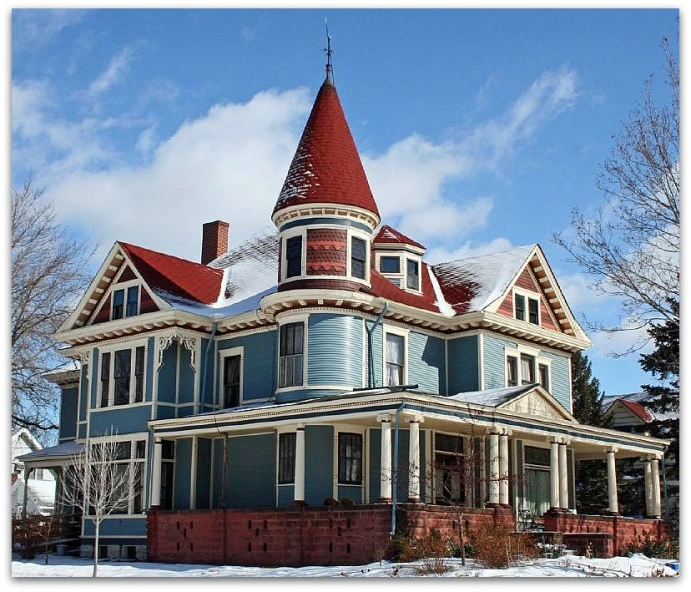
[279,322,304,388]
[338,432,363,485]
[112,285,140,320]
[520,354,536,385]
[278,432,296,484]
[385,333,405,386]
[539,363,550,391]
[222,355,241,408]
[351,236,367,280]
[91,439,146,515]
[506,356,518,387]
[285,236,303,279]
[514,291,539,326]
[406,259,420,291]
[99,345,146,407]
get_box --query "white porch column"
[559,441,569,510]
[151,437,163,507]
[606,448,619,515]
[406,414,424,502]
[550,439,560,510]
[488,431,500,505]
[643,457,653,517]
[294,425,306,503]
[499,431,509,505]
[377,414,392,501]
[651,457,662,518]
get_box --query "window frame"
[383,325,409,387]
[110,280,141,321]
[406,258,421,292]
[337,431,364,486]
[512,288,540,326]
[277,317,307,390]
[539,363,550,391]
[96,340,148,408]
[277,431,297,485]
[349,234,368,281]
[219,347,244,408]
[504,344,552,390]
[379,255,401,274]
[280,228,307,282]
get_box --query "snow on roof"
[449,384,534,407]
[428,267,455,318]
[373,225,426,251]
[433,245,535,313]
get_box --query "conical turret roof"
[272,77,380,221]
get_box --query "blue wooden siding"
[157,345,178,404]
[212,438,224,508]
[304,425,334,506]
[364,321,383,388]
[174,438,192,510]
[308,314,363,389]
[338,485,363,503]
[226,434,275,508]
[541,350,571,411]
[217,330,277,403]
[482,334,508,390]
[195,438,212,509]
[394,428,410,502]
[59,386,78,441]
[79,359,90,423]
[199,338,215,412]
[88,406,152,436]
[178,348,195,404]
[82,517,146,537]
[408,331,445,394]
[447,335,479,394]
[278,216,373,234]
[277,485,294,507]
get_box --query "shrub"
[469,525,539,568]
[393,528,453,572]
[619,534,678,559]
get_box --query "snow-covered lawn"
[11,552,679,578]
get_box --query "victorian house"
[19,60,670,566]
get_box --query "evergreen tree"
[571,352,612,514]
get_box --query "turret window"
[285,236,303,279]
[351,236,367,280]
[279,322,304,388]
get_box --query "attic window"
[380,256,400,273]
[112,285,140,320]
[406,259,420,291]
[514,291,539,326]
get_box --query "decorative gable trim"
[499,386,577,423]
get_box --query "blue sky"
[7,4,681,399]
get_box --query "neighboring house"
[11,429,56,517]
[20,61,671,564]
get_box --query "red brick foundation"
[146,505,669,566]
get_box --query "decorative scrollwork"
[157,330,199,372]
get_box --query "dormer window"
[406,259,420,291]
[112,285,140,320]
[380,256,400,274]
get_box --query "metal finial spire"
[323,19,333,83]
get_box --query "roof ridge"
[119,241,219,271]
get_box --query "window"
[506,356,518,387]
[528,298,539,325]
[99,345,146,407]
[514,294,525,321]
[222,355,241,408]
[90,439,146,515]
[126,286,139,317]
[279,323,304,388]
[406,259,420,291]
[160,440,175,511]
[278,433,296,484]
[539,363,549,391]
[385,333,405,386]
[434,434,465,505]
[515,291,539,325]
[338,433,362,485]
[520,354,536,385]
[285,236,302,279]
[351,236,367,280]
[380,256,400,274]
[111,285,140,320]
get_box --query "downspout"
[366,302,388,389]
[390,402,407,536]
[200,322,219,413]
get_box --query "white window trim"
[276,313,309,392]
[333,424,367,492]
[275,428,298,491]
[280,227,307,282]
[405,256,423,294]
[512,287,541,326]
[218,346,244,408]
[96,339,149,408]
[504,344,551,388]
[110,279,142,320]
[346,228,371,284]
[383,324,409,387]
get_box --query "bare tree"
[552,38,679,351]
[59,432,139,577]
[11,179,96,437]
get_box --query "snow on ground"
[10,552,678,579]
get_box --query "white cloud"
[12,9,86,51]
[426,237,516,265]
[87,45,138,97]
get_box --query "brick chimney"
[201,220,229,265]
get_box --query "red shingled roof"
[273,78,380,219]
[119,242,223,305]
[617,399,654,422]
[374,225,426,251]
[369,264,439,314]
